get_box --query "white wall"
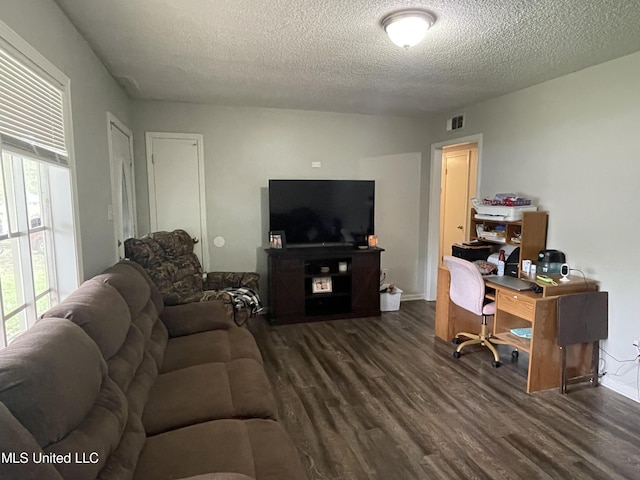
[131,102,432,302]
[429,51,640,401]
[0,0,131,278]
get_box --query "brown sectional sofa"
[0,261,305,480]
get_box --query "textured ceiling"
[55,0,640,117]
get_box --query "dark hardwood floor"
[249,301,640,480]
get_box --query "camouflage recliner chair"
[124,229,261,326]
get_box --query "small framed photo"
[311,276,332,294]
[269,230,286,249]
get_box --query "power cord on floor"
[600,346,640,401]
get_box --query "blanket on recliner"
[223,287,263,315]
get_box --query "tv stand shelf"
[266,246,383,324]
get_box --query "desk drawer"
[497,291,535,321]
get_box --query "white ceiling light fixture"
[381,9,436,48]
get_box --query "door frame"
[426,133,483,300]
[107,112,137,261]
[145,132,209,269]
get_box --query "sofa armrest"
[177,474,255,480]
[205,272,260,292]
[161,299,235,337]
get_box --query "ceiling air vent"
[446,114,464,131]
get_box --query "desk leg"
[560,346,567,394]
[592,341,599,388]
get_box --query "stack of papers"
[510,328,532,339]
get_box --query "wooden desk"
[435,267,598,393]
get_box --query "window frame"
[0,19,82,347]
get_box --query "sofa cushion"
[0,319,107,446]
[44,376,127,480]
[113,260,165,314]
[161,301,235,337]
[96,410,146,480]
[134,419,305,480]
[0,402,64,480]
[42,280,131,360]
[0,319,130,480]
[107,323,145,392]
[143,359,276,435]
[94,262,154,318]
[161,327,263,373]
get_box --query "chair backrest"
[124,229,204,305]
[443,256,485,316]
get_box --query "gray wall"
[429,51,640,400]
[0,0,131,278]
[131,102,432,300]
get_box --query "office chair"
[444,255,512,367]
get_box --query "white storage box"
[474,204,537,222]
[380,284,403,312]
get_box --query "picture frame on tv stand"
[311,276,332,294]
[269,230,286,250]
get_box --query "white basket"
[380,284,403,312]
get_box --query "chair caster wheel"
[491,360,501,368]
[453,351,461,359]
[452,337,461,345]
[512,350,519,359]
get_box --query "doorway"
[438,143,478,267]
[107,113,137,260]
[426,134,482,300]
[145,132,209,268]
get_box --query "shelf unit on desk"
[469,209,548,273]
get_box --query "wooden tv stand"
[266,246,383,324]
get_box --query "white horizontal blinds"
[0,45,68,164]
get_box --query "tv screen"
[269,179,375,247]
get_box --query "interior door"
[108,114,136,260]
[146,133,208,267]
[439,143,478,266]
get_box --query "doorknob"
[457,225,464,230]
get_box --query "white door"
[146,132,208,267]
[108,113,137,260]
[438,143,478,266]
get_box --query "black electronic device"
[269,179,375,248]
[537,249,566,274]
[451,244,493,262]
[505,247,520,277]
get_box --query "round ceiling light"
[381,9,435,48]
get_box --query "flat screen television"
[269,179,375,247]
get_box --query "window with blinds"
[0,29,79,348]
[0,46,68,164]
